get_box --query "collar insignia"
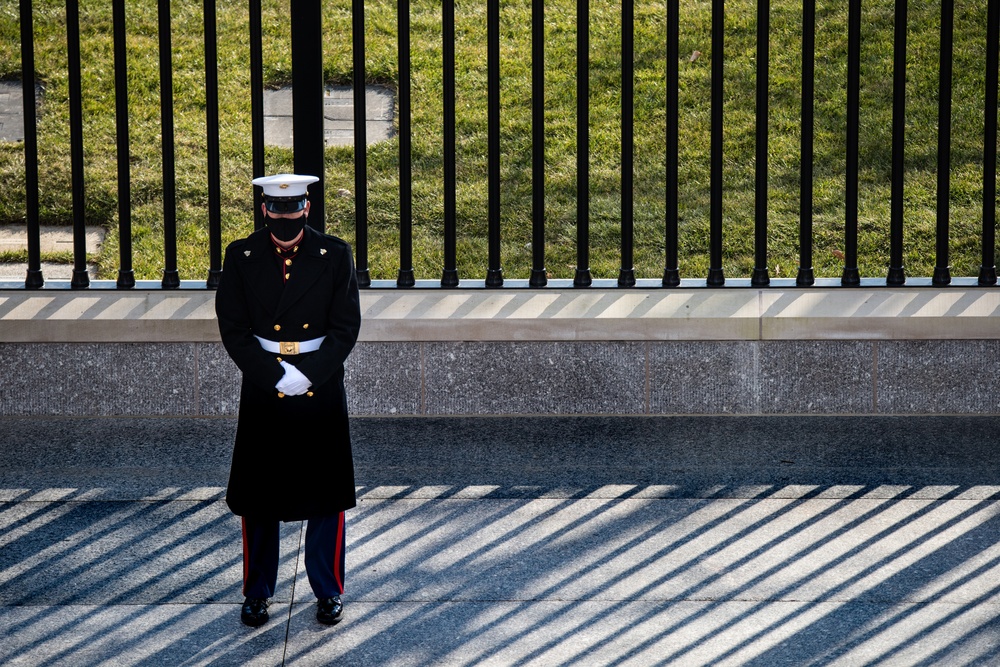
[244,250,251,257]
[320,248,328,256]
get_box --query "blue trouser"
[241,513,346,599]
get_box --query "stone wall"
[1,285,998,416]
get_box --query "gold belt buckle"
[279,341,300,355]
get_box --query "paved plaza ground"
[1,415,999,665]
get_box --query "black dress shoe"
[316,595,343,625]
[241,597,270,627]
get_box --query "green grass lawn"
[0,0,995,282]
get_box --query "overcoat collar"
[241,225,330,323]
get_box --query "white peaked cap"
[251,173,320,198]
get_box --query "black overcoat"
[215,225,362,521]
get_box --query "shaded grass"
[0,0,994,282]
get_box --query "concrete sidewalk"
[2,416,999,666]
[0,224,104,280]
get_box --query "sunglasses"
[264,197,307,214]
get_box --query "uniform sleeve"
[215,243,285,392]
[294,242,362,387]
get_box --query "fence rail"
[6,0,1000,290]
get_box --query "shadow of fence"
[1,416,999,665]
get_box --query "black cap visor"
[263,196,307,214]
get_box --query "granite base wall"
[2,339,997,417]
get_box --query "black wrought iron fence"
[8,0,1000,290]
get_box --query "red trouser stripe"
[333,511,345,593]
[241,517,249,596]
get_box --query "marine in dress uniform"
[215,173,362,627]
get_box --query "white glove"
[276,360,312,396]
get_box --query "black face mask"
[265,215,307,243]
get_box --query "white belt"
[255,335,326,355]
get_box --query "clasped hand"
[276,360,312,395]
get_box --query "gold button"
[276,356,282,362]
[285,258,292,266]
[274,324,281,331]
[302,323,310,329]
[306,391,314,397]
[277,392,285,398]
[285,273,291,280]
